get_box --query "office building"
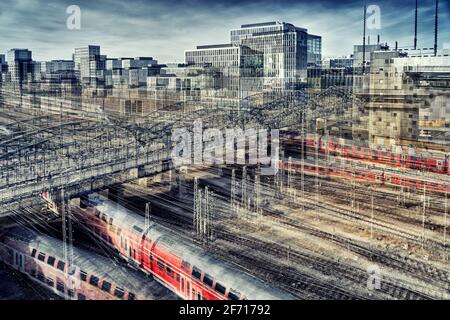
[230,21,309,90]
[307,34,322,67]
[185,44,263,99]
[6,49,33,83]
[73,45,104,85]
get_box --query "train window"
[215,282,226,295]
[80,270,87,281]
[176,274,180,283]
[166,265,174,277]
[192,267,202,280]
[46,277,54,288]
[89,275,99,287]
[157,259,164,270]
[202,273,213,287]
[101,281,112,293]
[149,254,153,261]
[181,260,190,271]
[31,248,37,258]
[47,256,56,267]
[228,290,240,300]
[37,252,46,262]
[77,293,86,300]
[128,292,136,300]
[56,281,65,293]
[114,287,125,299]
[57,261,65,271]
[37,272,45,282]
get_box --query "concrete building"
[353,44,386,72]
[362,50,450,147]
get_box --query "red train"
[284,133,450,175]
[76,193,294,300]
[0,227,175,300]
[281,160,450,194]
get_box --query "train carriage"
[0,228,175,300]
[77,193,295,301]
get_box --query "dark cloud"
[0,0,448,62]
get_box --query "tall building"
[307,34,322,67]
[73,45,104,85]
[230,21,309,90]
[0,54,6,77]
[6,49,33,83]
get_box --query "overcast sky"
[0,0,449,62]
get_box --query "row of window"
[30,269,85,300]
[31,247,135,300]
[79,269,135,300]
[191,265,240,300]
[31,248,66,271]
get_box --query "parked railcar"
[0,227,175,300]
[77,193,295,301]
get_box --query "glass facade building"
[230,21,310,91]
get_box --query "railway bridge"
[0,86,355,216]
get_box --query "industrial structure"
[0,0,449,302]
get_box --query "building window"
[31,248,37,258]
[78,293,86,300]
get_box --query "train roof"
[155,233,294,300]
[3,227,175,300]
[87,193,295,300]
